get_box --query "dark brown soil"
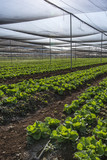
[0,73,106,160]
[0,62,107,84]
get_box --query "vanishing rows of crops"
[0,64,107,124]
[27,77,107,160]
[0,58,107,79]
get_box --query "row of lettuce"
[0,58,107,79]
[0,65,107,124]
[27,77,107,160]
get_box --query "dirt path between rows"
[0,74,107,160]
[0,62,107,84]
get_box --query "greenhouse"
[0,1,107,160]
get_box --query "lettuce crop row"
[62,77,107,159]
[0,65,107,124]
[26,77,107,159]
[0,59,71,79]
[64,78,107,114]
[0,58,107,79]
[0,64,107,103]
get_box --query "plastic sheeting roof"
[0,0,107,53]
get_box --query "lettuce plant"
[2,96,17,105]
[27,121,51,140]
[15,91,29,100]
[65,115,87,134]
[44,117,61,128]
[93,119,107,140]
[74,149,100,160]
[0,90,4,99]
[51,125,79,143]
[64,100,80,113]
[75,109,96,124]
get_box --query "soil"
[0,62,107,85]
[0,73,107,160]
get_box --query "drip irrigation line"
[32,140,51,160]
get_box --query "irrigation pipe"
[33,140,51,160]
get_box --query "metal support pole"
[50,38,51,64]
[10,40,12,64]
[42,45,43,60]
[75,43,76,61]
[70,14,72,69]
[101,33,103,63]
[88,47,91,58]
